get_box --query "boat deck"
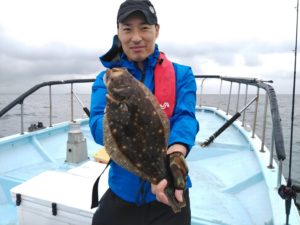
[188,107,271,224]
[0,108,299,225]
[0,119,102,225]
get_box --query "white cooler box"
[10,161,109,225]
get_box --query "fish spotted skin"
[103,68,185,213]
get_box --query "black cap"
[117,0,157,25]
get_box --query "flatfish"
[103,68,185,213]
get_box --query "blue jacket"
[89,38,199,204]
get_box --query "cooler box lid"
[10,161,109,215]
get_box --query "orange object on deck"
[93,148,110,164]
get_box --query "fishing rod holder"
[66,121,88,164]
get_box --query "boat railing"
[0,76,286,186]
[0,79,95,134]
[195,75,286,186]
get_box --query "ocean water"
[0,93,299,188]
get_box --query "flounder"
[103,68,185,213]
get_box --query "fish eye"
[103,73,107,85]
[103,72,113,86]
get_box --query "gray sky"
[0,0,299,94]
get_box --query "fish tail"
[164,186,186,213]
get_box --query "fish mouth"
[111,87,128,93]
[107,86,131,103]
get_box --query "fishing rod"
[277,0,300,224]
[201,96,258,147]
[72,91,90,117]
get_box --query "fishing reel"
[278,184,300,201]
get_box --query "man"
[89,0,199,224]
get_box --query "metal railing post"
[71,83,74,122]
[217,79,223,110]
[242,84,248,127]
[260,94,268,152]
[236,83,241,113]
[252,87,260,138]
[49,85,53,127]
[200,78,205,107]
[20,102,24,134]
[226,82,232,115]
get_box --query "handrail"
[252,80,286,161]
[195,75,286,164]
[1,76,286,164]
[0,79,95,118]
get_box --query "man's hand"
[151,179,184,205]
[151,179,169,205]
[151,144,188,205]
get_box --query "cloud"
[0,25,297,94]
[0,27,103,82]
[159,40,293,68]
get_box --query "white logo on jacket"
[160,102,170,110]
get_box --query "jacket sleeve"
[168,64,199,152]
[89,71,107,145]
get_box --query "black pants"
[92,188,191,225]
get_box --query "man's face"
[118,14,159,64]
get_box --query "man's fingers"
[157,191,169,205]
[175,189,183,202]
[151,179,169,205]
[156,179,168,192]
